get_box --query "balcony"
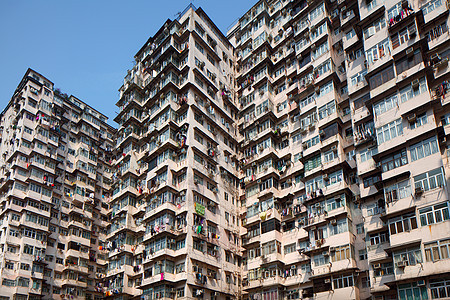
[341,10,356,27]
[367,241,390,262]
[246,275,285,290]
[359,0,385,22]
[343,33,359,50]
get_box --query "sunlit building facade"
[0,69,115,300]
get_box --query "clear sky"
[0,0,251,126]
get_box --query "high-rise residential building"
[228,0,363,299]
[1,0,450,299]
[107,4,242,300]
[227,0,450,299]
[0,69,116,300]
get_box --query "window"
[381,149,408,172]
[414,167,445,192]
[318,101,336,120]
[351,70,368,86]
[426,22,448,43]
[398,282,427,300]
[24,244,34,255]
[356,224,365,234]
[313,253,329,266]
[430,277,450,299]
[388,213,418,234]
[284,243,296,254]
[393,247,423,266]
[195,41,204,55]
[369,231,389,245]
[326,195,344,211]
[410,113,428,129]
[345,28,356,41]
[18,277,29,287]
[304,155,321,172]
[410,137,438,162]
[325,170,343,186]
[369,66,395,89]
[333,274,354,289]
[323,150,336,164]
[424,239,450,262]
[359,249,367,260]
[385,180,411,203]
[376,119,403,144]
[5,262,14,270]
[421,0,443,14]
[373,262,393,276]
[373,94,398,116]
[331,245,352,261]
[391,24,417,49]
[366,39,390,65]
[360,147,378,163]
[2,279,16,287]
[329,218,348,235]
[396,50,423,75]
[419,202,450,226]
[364,17,386,39]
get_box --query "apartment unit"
[106,4,242,300]
[0,69,115,300]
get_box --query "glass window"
[410,137,439,162]
[388,212,418,235]
[419,202,450,226]
[414,168,445,192]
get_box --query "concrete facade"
[0,69,115,299]
[0,0,450,299]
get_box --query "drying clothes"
[260,211,267,221]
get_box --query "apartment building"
[106,4,242,300]
[347,0,450,299]
[227,0,450,299]
[227,0,366,299]
[0,69,115,300]
[1,0,450,299]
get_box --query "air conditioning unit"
[396,260,407,268]
[415,186,424,196]
[297,248,305,253]
[406,47,414,57]
[407,113,417,123]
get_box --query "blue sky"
[0,1,251,126]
